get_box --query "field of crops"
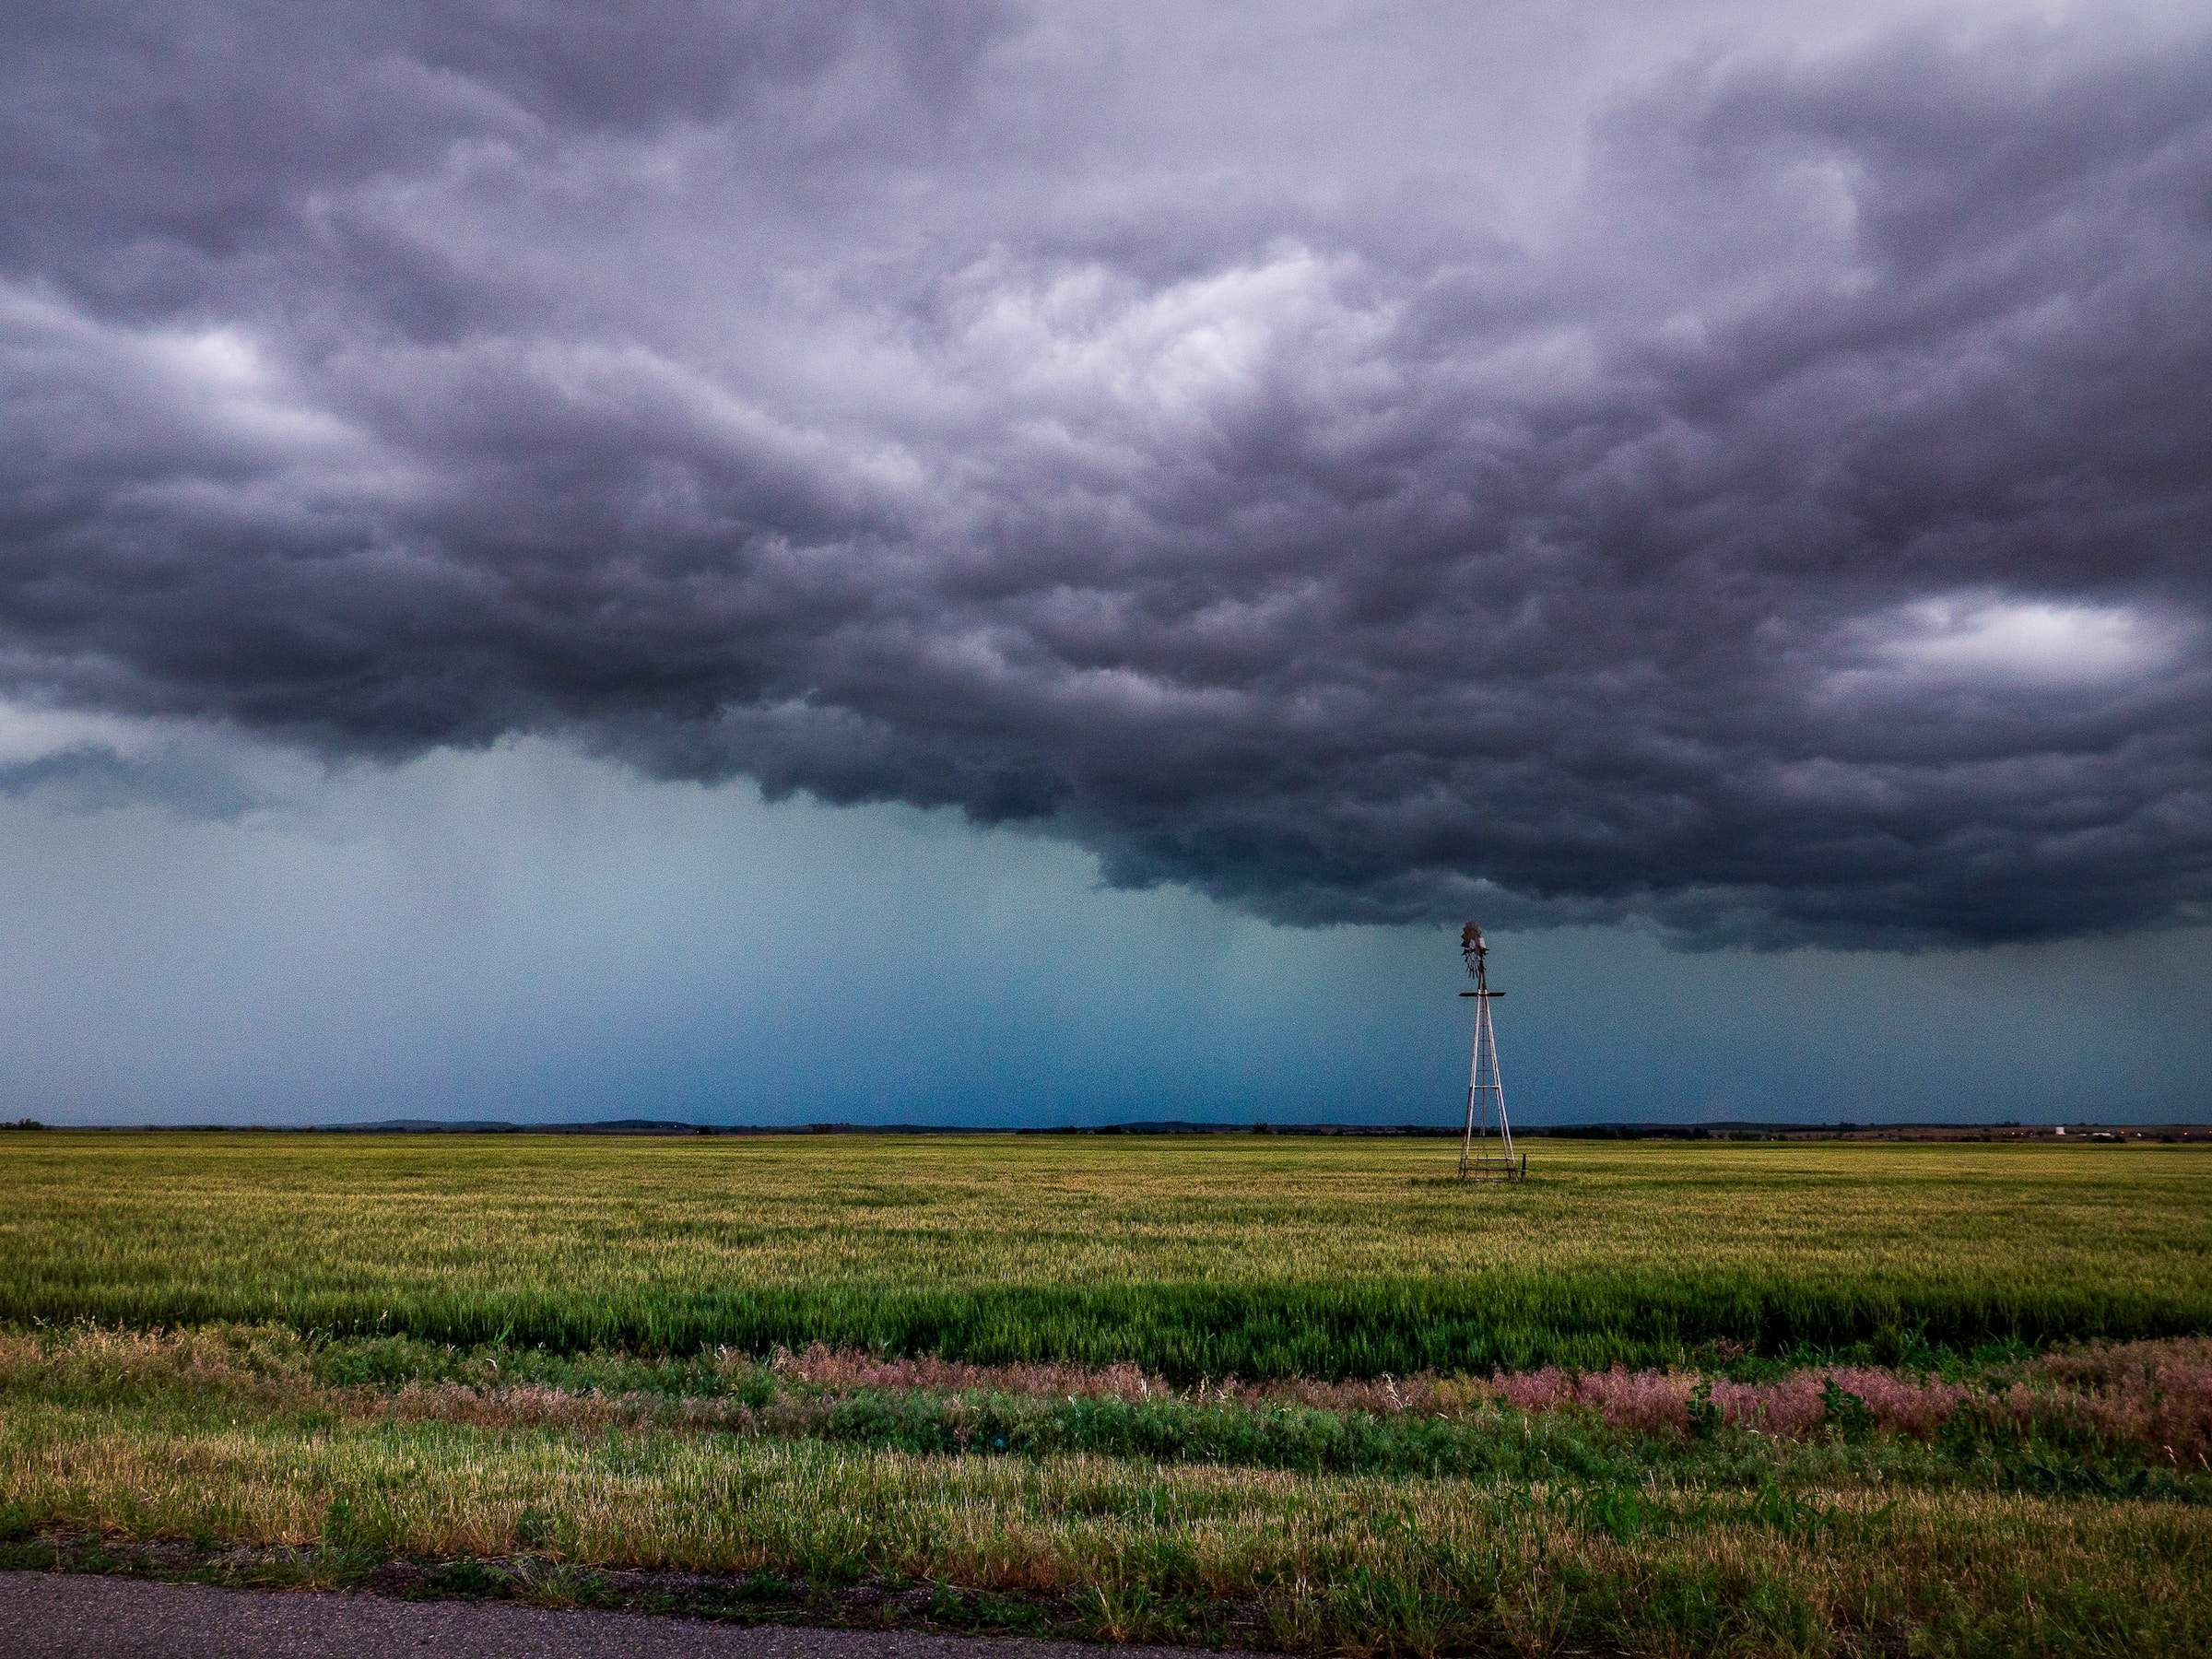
[4,1132,2209,1654]
[6,1133,2209,1374]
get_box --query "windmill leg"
[1489,997,1512,1163]
[1460,1015,1481,1179]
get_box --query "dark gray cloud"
[3,2,2209,947]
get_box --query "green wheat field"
[3,1132,2209,1655]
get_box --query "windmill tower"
[1456,924,1524,1182]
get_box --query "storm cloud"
[4,2,2209,947]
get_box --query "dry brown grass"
[5,1387,2207,1654]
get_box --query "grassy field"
[4,1133,2208,1374]
[3,1132,2209,1655]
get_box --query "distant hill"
[335,1118,698,1135]
[87,1117,2207,1141]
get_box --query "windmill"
[1456,924,1524,1182]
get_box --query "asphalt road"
[0,1573,1229,1659]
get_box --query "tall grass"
[6,1376,2210,1655]
[4,1134,2207,1375]
[6,1325,2206,1494]
[7,1135,2210,1653]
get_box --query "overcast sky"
[4,2,2207,1124]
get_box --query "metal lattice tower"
[1456,924,1524,1182]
